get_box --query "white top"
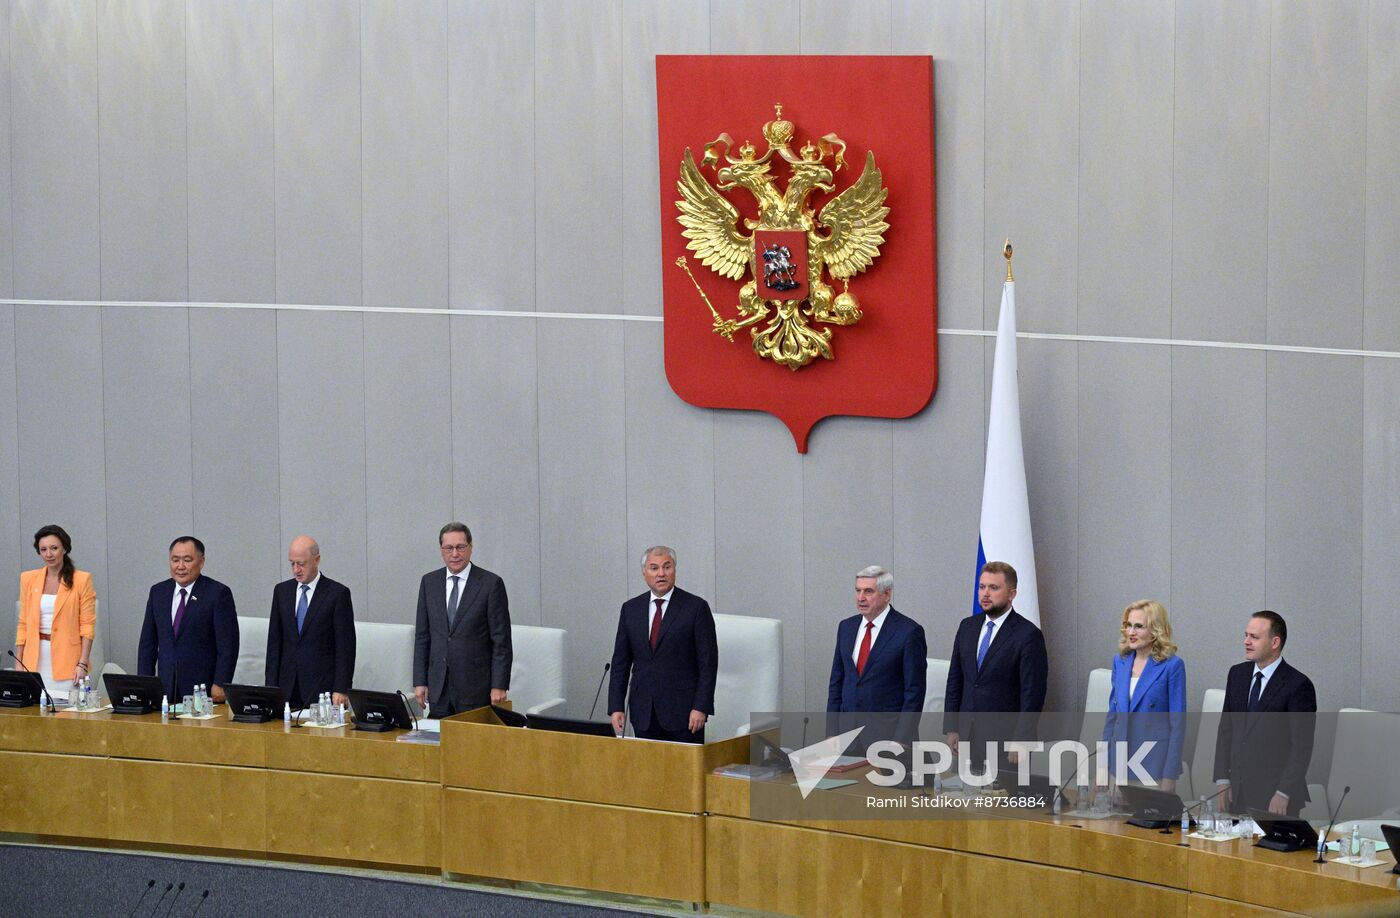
[1129,674,1140,700]
[852,606,891,665]
[297,573,322,607]
[445,563,472,607]
[979,609,1011,657]
[39,593,56,633]
[171,578,198,626]
[1252,655,1284,697]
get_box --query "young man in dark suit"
[413,522,512,716]
[1213,610,1317,817]
[943,561,1048,768]
[137,536,240,703]
[265,535,356,710]
[608,546,718,743]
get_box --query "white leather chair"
[1078,667,1113,750]
[510,624,566,716]
[922,658,951,713]
[1328,707,1400,821]
[1186,687,1227,799]
[352,621,416,695]
[233,615,269,685]
[712,613,782,738]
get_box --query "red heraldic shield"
[656,55,936,452]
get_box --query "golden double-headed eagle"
[674,105,890,370]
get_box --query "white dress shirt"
[648,587,674,624]
[445,563,472,608]
[851,606,892,666]
[296,573,321,608]
[978,608,1011,657]
[171,577,199,626]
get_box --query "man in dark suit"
[137,536,239,703]
[1213,610,1316,817]
[413,522,512,717]
[265,535,356,710]
[609,546,718,743]
[943,561,1048,767]
[828,565,927,713]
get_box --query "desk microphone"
[1174,784,1231,844]
[7,649,56,713]
[161,882,186,916]
[125,879,156,918]
[588,663,610,720]
[1051,748,1098,814]
[146,883,173,917]
[189,890,210,918]
[288,705,309,728]
[801,716,809,749]
[396,690,418,731]
[1316,784,1351,863]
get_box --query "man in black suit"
[137,536,240,703]
[265,535,356,710]
[1213,610,1316,817]
[943,561,1048,767]
[413,522,512,717]
[608,546,718,743]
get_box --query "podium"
[439,707,746,903]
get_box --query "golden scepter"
[675,257,734,341]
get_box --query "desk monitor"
[103,673,164,715]
[0,670,47,708]
[1381,825,1400,874]
[526,713,616,738]
[1119,784,1188,830]
[224,683,284,724]
[1250,807,1318,852]
[347,689,414,733]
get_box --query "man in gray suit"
[412,522,512,716]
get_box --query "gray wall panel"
[893,0,984,331]
[1017,338,1078,709]
[187,0,275,304]
[99,307,194,669]
[0,308,19,585]
[96,0,188,302]
[1265,354,1363,711]
[533,0,622,314]
[536,319,628,715]
[801,417,894,711]
[1267,1,1367,349]
[188,308,282,619]
[10,0,100,300]
[448,0,535,311]
[623,322,716,605]
[273,0,363,306]
[621,0,708,317]
[1077,0,1173,339]
[1364,0,1400,351]
[709,0,800,53]
[1171,0,1269,344]
[362,0,449,310]
[14,306,108,644]
[276,310,368,602]
[1169,347,1266,706]
[800,0,893,53]
[363,313,452,623]
[713,411,805,712]
[892,334,984,653]
[0,2,12,298]
[983,0,1078,334]
[1362,357,1400,710]
[451,315,542,624]
[1077,344,1172,669]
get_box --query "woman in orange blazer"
[14,525,96,698]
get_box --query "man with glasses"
[413,522,512,717]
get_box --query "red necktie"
[649,598,664,650]
[856,621,874,675]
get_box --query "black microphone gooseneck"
[1052,748,1098,813]
[189,890,210,918]
[8,649,57,713]
[397,690,418,731]
[167,659,182,720]
[801,716,809,749]
[159,882,186,917]
[1171,784,1232,843]
[147,883,173,917]
[125,879,156,918]
[1316,784,1351,863]
[588,663,611,720]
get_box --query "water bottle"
[200,684,209,715]
[38,691,48,715]
[1181,804,1190,835]
[161,695,170,720]
[334,703,345,726]
[319,693,329,725]
[1351,824,1361,859]
[283,702,291,725]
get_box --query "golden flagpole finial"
[1003,239,1014,282]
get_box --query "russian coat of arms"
[673,105,890,371]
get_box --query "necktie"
[649,598,663,650]
[448,575,462,626]
[296,584,309,633]
[855,621,874,675]
[172,588,188,638]
[976,619,995,669]
[1248,671,1263,712]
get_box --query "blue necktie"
[976,619,995,669]
[1247,671,1263,712]
[295,584,309,633]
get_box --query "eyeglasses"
[441,545,471,555]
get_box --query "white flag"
[973,278,1040,625]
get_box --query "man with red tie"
[827,565,927,730]
[608,546,718,743]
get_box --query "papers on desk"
[301,720,346,729]
[1327,839,1391,853]
[1328,854,1389,868]
[1186,831,1236,843]
[396,730,440,745]
[413,718,441,733]
[713,764,784,781]
[796,777,858,792]
[177,712,220,720]
[59,704,113,715]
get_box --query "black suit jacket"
[1213,658,1317,814]
[608,587,718,733]
[942,609,1048,740]
[412,564,512,710]
[265,574,356,706]
[136,575,239,700]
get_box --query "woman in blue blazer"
[1102,600,1187,792]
